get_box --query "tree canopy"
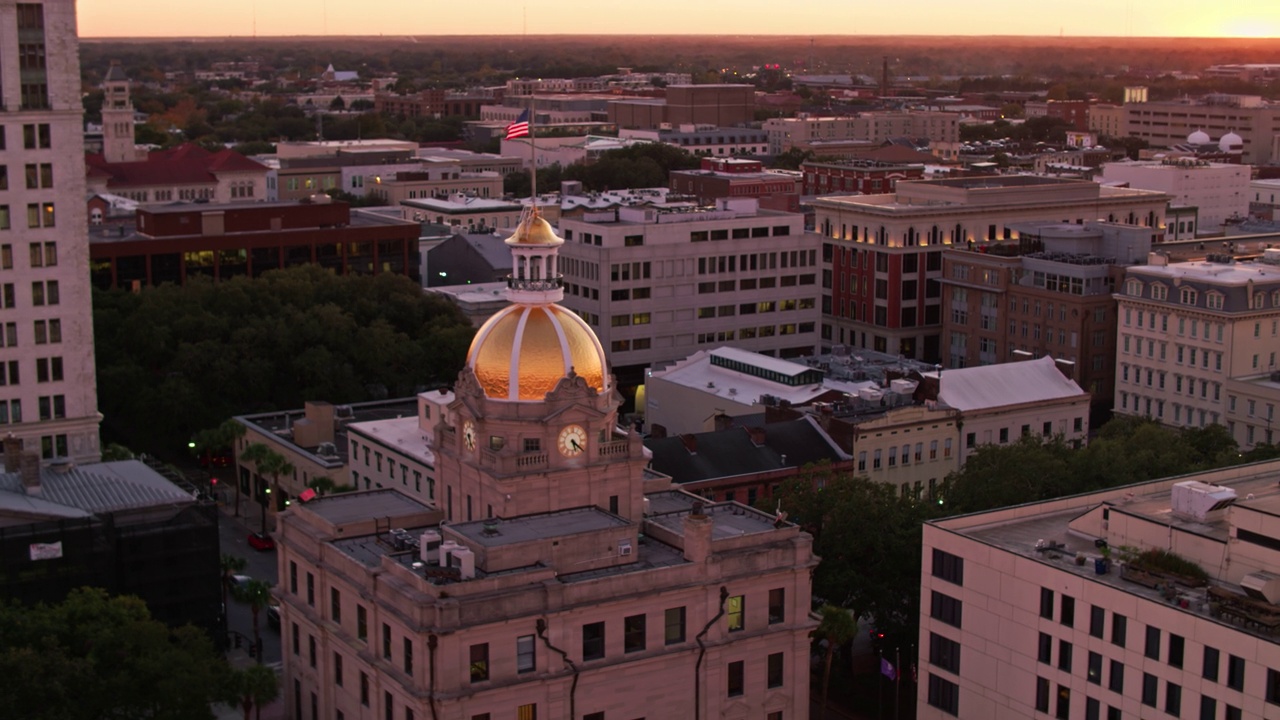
[94,265,475,456]
[0,588,231,720]
[504,143,701,197]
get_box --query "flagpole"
[529,94,537,216]
[894,646,901,720]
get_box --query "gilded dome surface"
[466,304,607,401]
[505,214,564,247]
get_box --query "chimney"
[20,451,41,496]
[681,434,698,454]
[4,434,21,473]
[682,503,713,563]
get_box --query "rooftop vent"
[1240,571,1280,604]
[1170,480,1236,521]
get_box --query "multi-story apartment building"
[276,210,818,720]
[557,198,821,392]
[1087,94,1280,165]
[1100,159,1250,235]
[619,125,769,157]
[1115,252,1280,449]
[608,84,755,130]
[88,200,421,289]
[812,176,1168,362]
[800,159,925,196]
[0,0,100,462]
[918,458,1280,720]
[940,221,1154,414]
[763,112,961,155]
[669,157,801,212]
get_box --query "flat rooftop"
[645,498,787,540]
[956,469,1280,643]
[239,397,421,467]
[305,488,432,527]
[449,507,627,548]
[1128,259,1280,286]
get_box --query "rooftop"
[1128,258,1280,286]
[921,355,1087,411]
[448,507,627,548]
[645,417,847,484]
[0,460,196,522]
[238,397,422,469]
[305,488,433,527]
[952,464,1280,644]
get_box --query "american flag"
[505,109,530,140]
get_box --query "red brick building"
[1025,99,1092,132]
[668,157,802,212]
[800,159,926,196]
[89,200,421,289]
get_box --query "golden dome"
[505,213,564,247]
[466,304,607,401]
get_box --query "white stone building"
[919,458,1280,719]
[1115,252,1280,449]
[1100,159,1250,236]
[0,0,100,462]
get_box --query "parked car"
[266,599,280,631]
[228,574,252,589]
[247,532,275,551]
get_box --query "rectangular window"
[309,635,316,668]
[1087,651,1102,685]
[1086,698,1100,720]
[1168,633,1184,669]
[1143,673,1158,707]
[665,607,686,644]
[516,705,536,720]
[306,573,315,606]
[1060,595,1074,627]
[331,588,341,623]
[1227,654,1245,691]
[927,674,960,716]
[1056,685,1071,720]
[289,562,298,593]
[1109,660,1124,694]
[357,605,367,641]
[1089,605,1104,638]
[624,614,646,653]
[768,588,785,624]
[403,637,413,675]
[334,652,343,686]
[1058,640,1072,673]
[727,660,744,697]
[1038,632,1052,664]
[930,632,961,674]
[469,643,489,682]
[1145,626,1160,660]
[516,635,535,674]
[1036,677,1050,713]
[931,591,962,628]
[360,672,369,706]
[932,549,964,585]
[1204,646,1220,681]
[727,595,744,632]
[1200,696,1216,720]
[1266,669,1280,705]
[582,621,605,661]
[767,652,784,688]
[1040,587,1054,619]
[1111,613,1126,648]
[1167,682,1182,717]
[382,623,392,660]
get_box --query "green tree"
[233,579,274,663]
[226,664,280,720]
[0,587,231,720]
[771,148,812,170]
[239,442,293,535]
[813,604,858,713]
[944,434,1078,513]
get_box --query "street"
[219,502,282,668]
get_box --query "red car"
[247,532,275,551]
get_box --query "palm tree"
[813,604,858,712]
[308,475,337,497]
[227,664,279,720]
[220,553,247,613]
[233,579,274,663]
[240,442,293,535]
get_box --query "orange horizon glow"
[76,0,1280,40]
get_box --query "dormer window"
[1125,279,1143,296]
[1206,292,1224,310]
[1150,284,1168,301]
[1180,287,1198,306]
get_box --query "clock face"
[462,420,476,451]
[558,424,587,457]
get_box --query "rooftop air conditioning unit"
[618,541,633,557]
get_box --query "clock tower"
[436,209,650,524]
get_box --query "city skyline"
[79,0,1280,40]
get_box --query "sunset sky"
[77,0,1280,39]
